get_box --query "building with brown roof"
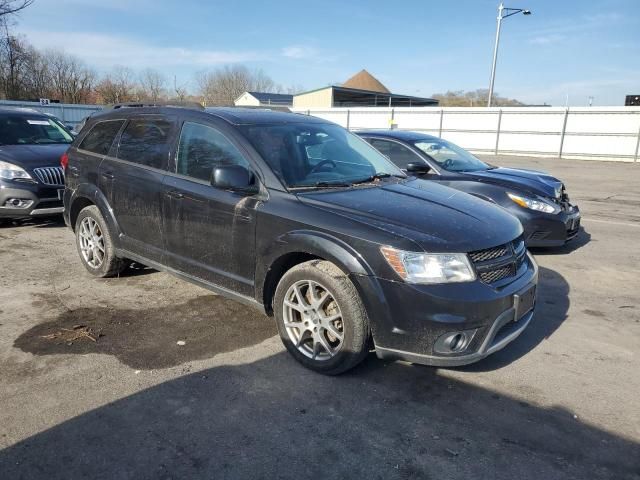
[293,69,437,108]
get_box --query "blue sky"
[14,0,640,106]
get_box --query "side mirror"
[211,165,257,193]
[406,162,432,175]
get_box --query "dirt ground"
[0,156,638,479]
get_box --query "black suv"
[0,108,73,222]
[63,107,538,374]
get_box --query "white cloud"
[281,45,318,59]
[529,34,566,46]
[21,30,262,69]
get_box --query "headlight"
[380,246,476,284]
[507,192,560,214]
[0,161,33,181]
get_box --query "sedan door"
[161,120,261,296]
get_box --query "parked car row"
[1,105,581,374]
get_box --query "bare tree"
[196,65,280,106]
[0,24,30,99]
[47,50,95,103]
[95,66,136,104]
[432,89,524,107]
[138,68,166,102]
[0,0,34,18]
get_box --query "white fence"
[293,106,640,162]
[0,100,103,128]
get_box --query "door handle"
[101,172,114,179]
[166,190,184,199]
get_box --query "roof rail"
[110,101,205,110]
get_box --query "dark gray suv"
[0,108,73,222]
[63,106,538,374]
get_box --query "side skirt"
[117,248,266,314]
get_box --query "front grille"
[468,245,509,263]
[33,167,64,186]
[469,235,527,285]
[479,264,515,283]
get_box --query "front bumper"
[0,180,64,218]
[509,204,581,247]
[352,253,539,367]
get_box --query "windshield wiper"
[288,181,352,191]
[351,172,404,185]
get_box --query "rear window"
[117,118,173,170]
[79,120,125,155]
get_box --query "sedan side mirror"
[406,162,432,175]
[211,165,257,193]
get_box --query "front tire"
[274,260,371,375]
[75,205,127,277]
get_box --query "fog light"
[434,329,478,354]
[3,198,33,209]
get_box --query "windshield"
[413,138,490,172]
[0,114,74,145]
[243,123,406,189]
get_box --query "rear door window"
[78,120,125,155]
[117,118,174,170]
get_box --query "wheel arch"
[258,230,374,316]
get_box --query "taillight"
[60,152,69,169]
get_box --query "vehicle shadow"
[455,266,569,372]
[0,216,66,229]
[0,351,637,480]
[529,227,591,256]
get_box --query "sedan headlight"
[380,246,476,284]
[507,192,560,214]
[0,161,33,181]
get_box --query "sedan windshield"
[413,138,490,172]
[243,123,406,189]
[0,114,74,145]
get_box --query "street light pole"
[487,4,504,108]
[487,3,531,107]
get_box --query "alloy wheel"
[78,217,105,269]
[282,279,345,361]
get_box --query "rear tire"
[75,205,127,277]
[274,260,371,375]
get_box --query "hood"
[298,179,522,252]
[0,144,70,170]
[462,167,562,199]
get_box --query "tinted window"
[117,118,173,169]
[176,122,249,182]
[369,139,421,170]
[0,114,74,146]
[78,120,124,155]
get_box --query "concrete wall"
[0,100,103,128]
[293,106,640,162]
[293,88,333,109]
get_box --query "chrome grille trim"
[33,167,65,186]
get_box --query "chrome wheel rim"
[283,280,344,361]
[78,217,105,269]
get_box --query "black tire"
[274,260,371,375]
[75,205,127,277]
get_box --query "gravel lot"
[0,156,639,480]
